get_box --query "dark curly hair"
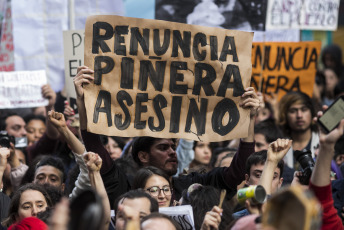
[2,183,52,227]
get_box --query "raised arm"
[309,108,344,230]
[7,143,28,191]
[74,66,94,131]
[42,84,60,140]
[47,110,92,198]
[311,119,344,187]
[260,139,292,195]
[48,111,85,155]
[200,206,222,230]
[0,148,10,190]
[223,87,259,185]
[84,152,111,230]
[74,66,113,174]
[190,88,259,198]
[240,87,260,143]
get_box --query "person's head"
[278,92,317,136]
[132,137,178,176]
[0,113,27,137]
[245,150,284,193]
[141,213,181,230]
[114,189,159,230]
[133,166,172,207]
[255,102,274,124]
[321,44,342,76]
[32,106,47,117]
[100,135,125,160]
[218,152,235,167]
[15,149,26,165]
[180,184,233,230]
[33,156,66,192]
[212,147,237,167]
[2,183,52,227]
[323,68,339,97]
[334,136,344,166]
[193,141,212,165]
[254,119,284,152]
[24,114,46,145]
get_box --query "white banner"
[11,0,124,92]
[266,0,340,31]
[253,29,300,42]
[63,29,84,100]
[0,70,48,109]
[159,205,195,230]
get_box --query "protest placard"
[251,41,321,100]
[266,0,340,31]
[63,29,84,111]
[0,70,48,109]
[84,15,253,142]
[159,205,195,230]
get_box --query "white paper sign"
[63,30,84,102]
[266,0,340,31]
[253,29,300,42]
[0,70,48,108]
[159,205,195,230]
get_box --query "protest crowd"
[1,1,344,230]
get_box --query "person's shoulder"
[332,178,344,191]
[0,192,10,201]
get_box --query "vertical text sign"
[63,30,85,100]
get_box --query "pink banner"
[0,0,14,71]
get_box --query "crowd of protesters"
[0,43,344,230]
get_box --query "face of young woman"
[17,190,48,222]
[144,175,172,208]
[105,137,122,160]
[25,119,46,146]
[194,142,212,165]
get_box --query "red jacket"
[309,182,344,230]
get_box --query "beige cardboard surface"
[84,15,253,142]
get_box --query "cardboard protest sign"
[159,205,195,230]
[63,30,84,112]
[84,15,253,142]
[0,70,48,108]
[266,0,340,31]
[251,41,321,100]
[155,0,267,31]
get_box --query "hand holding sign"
[200,206,222,230]
[239,87,260,118]
[74,66,94,100]
[42,84,56,109]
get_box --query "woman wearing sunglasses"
[132,166,172,207]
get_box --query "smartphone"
[318,96,344,133]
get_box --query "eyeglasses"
[146,186,172,197]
